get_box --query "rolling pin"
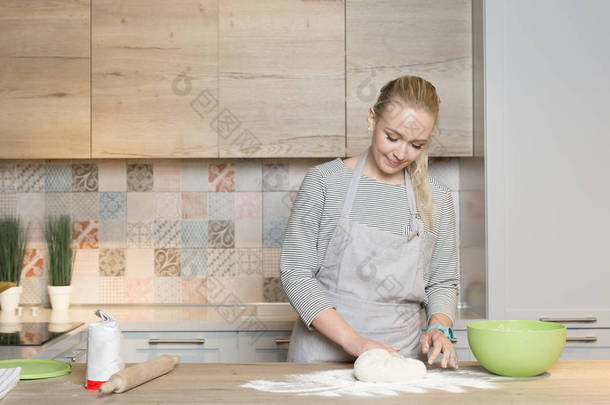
[99,354,180,394]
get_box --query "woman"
[280,75,459,369]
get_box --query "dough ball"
[353,348,427,383]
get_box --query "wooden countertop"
[5,361,609,404]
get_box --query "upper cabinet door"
[0,0,90,159]
[218,0,345,158]
[346,0,473,157]
[92,0,218,158]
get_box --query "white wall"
[485,0,610,324]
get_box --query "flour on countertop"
[242,368,515,397]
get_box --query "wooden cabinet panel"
[218,0,345,158]
[346,0,473,157]
[0,0,90,159]
[92,0,218,158]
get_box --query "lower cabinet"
[121,330,293,363]
[121,331,239,363]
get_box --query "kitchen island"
[4,361,609,404]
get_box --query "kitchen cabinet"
[217,0,345,158]
[237,330,291,362]
[0,0,90,159]
[346,0,473,157]
[91,0,218,158]
[121,331,239,363]
[484,0,610,356]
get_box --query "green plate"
[0,359,72,380]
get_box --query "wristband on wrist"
[426,324,457,343]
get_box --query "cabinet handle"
[539,317,597,323]
[566,336,597,343]
[148,338,205,344]
[275,338,291,344]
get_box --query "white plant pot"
[0,286,22,312]
[48,285,72,311]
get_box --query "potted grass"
[0,216,29,312]
[45,215,76,310]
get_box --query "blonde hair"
[371,75,440,231]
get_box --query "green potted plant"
[0,216,30,312]
[44,215,76,310]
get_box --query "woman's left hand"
[420,329,458,369]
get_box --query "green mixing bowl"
[467,320,566,377]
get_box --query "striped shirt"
[280,157,459,329]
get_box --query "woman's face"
[368,99,435,178]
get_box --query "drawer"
[237,331,292,362]
[122,331,239,363]
[561,328,610,360]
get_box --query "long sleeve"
[280,167,334,329]
[424,188,460,324]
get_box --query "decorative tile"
[234,160,262,191]
[20,277,46,305]
[45,193,71,217]
[99,276,126,303]
[236,248,262,276]
[0,193,16,216]
[154,277,181,303]
[153,160,181,192]
[98,160,127,192]
[71,192,99,221]
[208,220,234,248]
[73,220,99,249]
[263,277,289,302]
[155,192,181,220]
[180,159,208,192]
[233,276,264,302]
[127,163,153,192]
[0,162,15,192]
[72,163,99,192]
[15,161,44,192]
[263,219,287,247]
[208,162,235,192]
[25,220,44,244]
[71,276,100,303]
[16,193,45,222]
[262,162,289,191]
[206,276,227,303]
[263,192,291,220]
[208,249,236,277]
[153,220,181,248]
[72,249,99,277]
[125,248,154,277]
[44,162,72,192]
[182,192,207,219]
[262,248,281,277]
[127,192,155,221]
[99,248,126,276]
[98,220,126,248]
[288,160,313,191]
[126,277,153,303]
[181,219,207,248]
[154,248,181,276]
[180,248,207,278]
[99,192,126,220]
[126,221,153,248]
[23,248,44,278]
[235,192,262,220]
[428,157,459,191]
[208,192,234,220]
[234,219,262,248]
[181,278,208,304]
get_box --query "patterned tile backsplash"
[0,157,462,307]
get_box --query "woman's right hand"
[342,335,400,358]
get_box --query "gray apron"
[287,147,437,363]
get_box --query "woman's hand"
[342,335,400,358]
[420,329,458,369]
